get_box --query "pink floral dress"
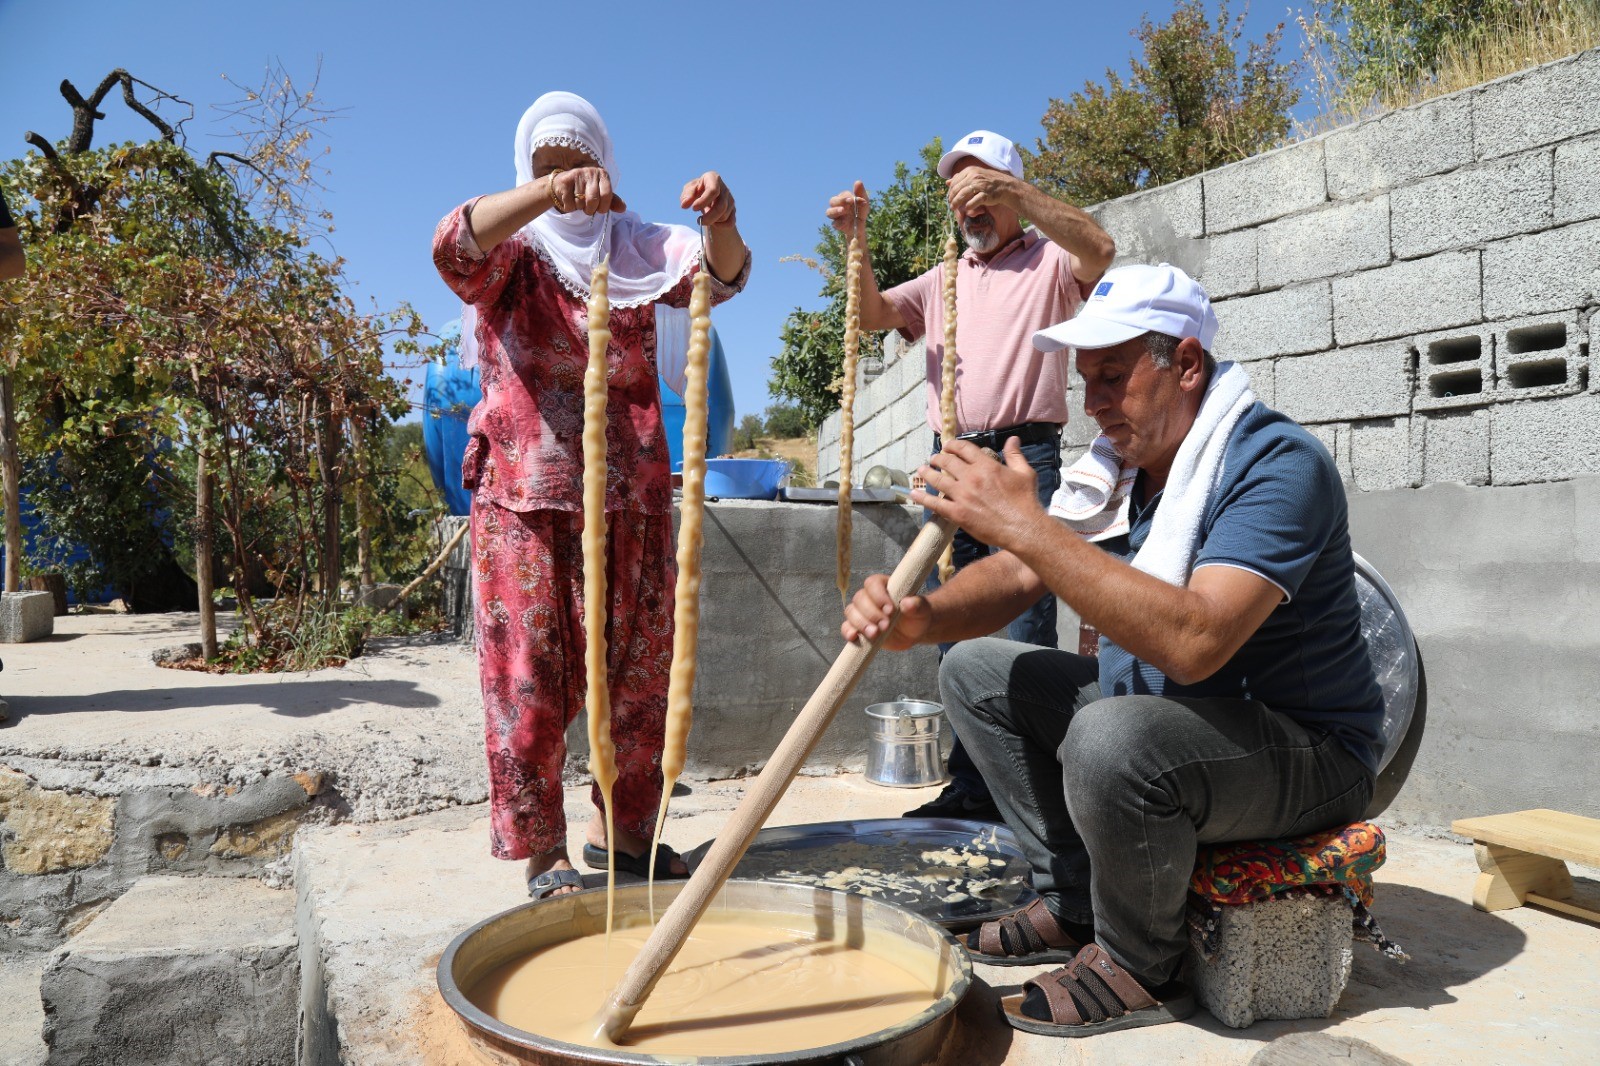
[433,201,748,860]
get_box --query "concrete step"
[0,952,48,1065]
[40,874,296,1065]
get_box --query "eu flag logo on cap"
[1093,281,1113,298]
[967,136,983,144]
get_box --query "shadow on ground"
[0,677,441,725]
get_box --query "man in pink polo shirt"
[826,130,1115,821]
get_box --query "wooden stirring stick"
[596,506,963,1043]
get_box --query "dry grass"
[727,436,819,486]
[1296,2,1600,137]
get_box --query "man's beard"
[960,213,1000,253]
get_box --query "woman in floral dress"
[432,92,749,897]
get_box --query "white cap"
[937,130,1025,180]
[1033,263,1219,353]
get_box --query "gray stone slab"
[1473,46,1600,159]
[1422,410,1491,486]
[1305,424,1352,483]
[1185,894,1354,1029]
[1213,282,1332,363]
[1249,1032,1413,1065]
[1489,391,1600,484]
[1349,419,1417,492]
[1093,176,1205,269]
[1325,94,1475,200]
[1554,133,1600,224]
[1275,343,1412,424]
[1194,227,1258,298]
[1257,195,1391,289]
[0,952,47,1065]
[1483,218,1600,320]
[1247,359,1276,410]
[1333,251,1481,345]
[0,593,54,644]
[40,875,296,1066]
[1390,150,1553,259]
[1204,139,1328,233]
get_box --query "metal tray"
[781,486,902,504]
[682,818,1036,931]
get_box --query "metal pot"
[437,879,971,1066]
[864,699,946,788]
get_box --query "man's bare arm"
[922,440,1283,683]
[0,228,23,282]
[1010,182,1115,284]
[825,181,907,332]
[841,549,1044,649]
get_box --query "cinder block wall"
[819,48,1600,826]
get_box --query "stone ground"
[295,776,1600,1066]
[0,612,486,820]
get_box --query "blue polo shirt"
[1094,402,1385,774]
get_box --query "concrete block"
[1350,418,1418,491]
[817,411,839,449]
[1184,894,1354,1028]
[1474,46,1600,159]
[1275,343,1412,424]
[0,591,54,644]
[1204,140,1327,232]
[890,392,929,450]
[1195,228,1258,298]
[40,875,297,1065]
[1093,175,1204,266]
[1492,311,1586,401]
[1554,133,1600,224]
[1325,94,1475,200]
[1390,151,1553,259]
[1305,424,1352,483]
[1333,250,1481,345]
[1483,219,1600,320]
[1413,323,1493,413]
[0,770,116,874]
[353,583,403,611]
[1489,391,1600,484]
[1246,359,1275,410]
[817,440,839,481]
[1257,195,1391,288]
[1064,400,1098,450]
[857,409,888,460]
[1213,282,1332,363]
[1422,410,1491,486]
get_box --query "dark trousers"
[942,638,1374,982]
[925,435,1062,799]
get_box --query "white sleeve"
[655,304,690,397]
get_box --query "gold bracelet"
[548,170,566,213]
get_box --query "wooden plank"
[1526,892,1600,925]
[1451,809,1600,867]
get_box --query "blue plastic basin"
[693,458,791,500]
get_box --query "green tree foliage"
[1027,1,1299,204]
[0,68,427,660]
[731,413,764,452]
[1302,0,1592,107]
[769,138,950,428]
[761,402,808,439]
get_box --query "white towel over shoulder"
[1049,361,1255,587]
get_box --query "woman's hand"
[680,172,736,228]
[552,167,626,216]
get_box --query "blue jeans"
[924,435,1063,800]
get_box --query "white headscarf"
[512,91,701,309]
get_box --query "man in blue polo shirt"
[841,264,1382,1037]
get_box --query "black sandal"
[581,842,688,880]
[527,868,585,900]
[1000,944,1194,1037]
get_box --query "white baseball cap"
[937,130,1025,180]
[1033,263,1219,352]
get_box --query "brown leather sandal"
[963,898,1084,967]
[999,944,1195,1037]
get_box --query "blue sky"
[0,0,1300,424]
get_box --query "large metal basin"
[437,879,971,1066]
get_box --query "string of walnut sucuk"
[938,231,959,583]
[836,230,863,606]
[648,268,711,914]
[582,255,619,937]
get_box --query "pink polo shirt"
[882,229,1090,435]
